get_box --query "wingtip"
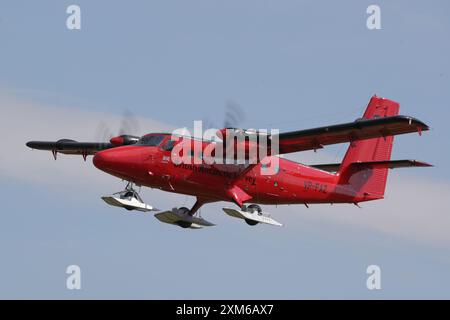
[412,160,433,167]
[398,115,430,131]
[416,119,430,131]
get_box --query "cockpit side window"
[137,135,165,146]
[162,139,176,151]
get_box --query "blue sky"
[0,0,449,299]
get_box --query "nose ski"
[101,182,158,212]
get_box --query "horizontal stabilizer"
[311,160,432,173]
[351,159,432,169]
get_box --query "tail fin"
[338,95,400,200]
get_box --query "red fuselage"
[93,134,372,206]
[26,95,430,217]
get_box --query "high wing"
[26,139,114,159]
[26,135,140,159]
[273,115,428,155]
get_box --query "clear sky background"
[0,0,449,299]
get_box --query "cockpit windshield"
[137,134,165,146]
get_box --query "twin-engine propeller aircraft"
[26,96,431,229]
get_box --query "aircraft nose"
[93,150,113,170]
[93,147,143,176]
[92,151,108,170]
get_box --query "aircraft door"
[156,138,178,190]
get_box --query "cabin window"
[137,135,165,146]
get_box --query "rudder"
[338,95,400,199]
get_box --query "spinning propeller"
[95,109,141,146]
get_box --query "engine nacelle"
[110,135,140,146]
[215,128,271,162]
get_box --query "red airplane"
[27,96,431,228]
